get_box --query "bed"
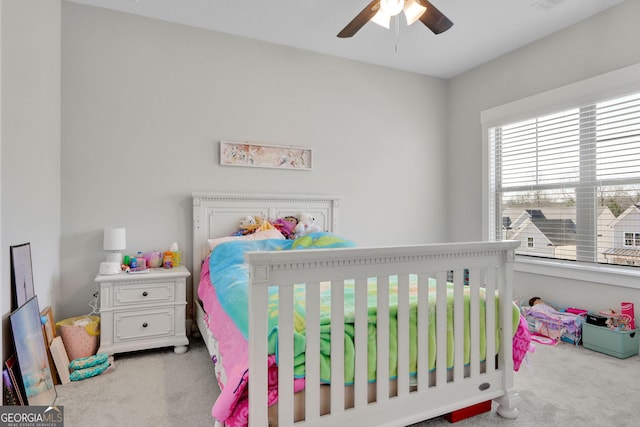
[192,192,522,427]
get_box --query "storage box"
[444,400,492,423]
[582,323,639,359]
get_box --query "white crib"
[192,193,521,426]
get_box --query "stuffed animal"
[238,216,259,235]
[143,251,163,268]
[293,213,322,237]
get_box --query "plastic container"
[171,251,181,267]
[163,251,173,269]
[56,316,100,361]
[582,323,639,359]
[136,252,146,270]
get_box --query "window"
[624,232,640,247]
[489,91,640,267]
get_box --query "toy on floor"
[68,352,114,381]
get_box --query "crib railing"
[246,240,520,427]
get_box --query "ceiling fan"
[337,0,453,38]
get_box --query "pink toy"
[272,218,296,239]
[144,251,163,268]
[621,302,635,330]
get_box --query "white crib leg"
[495,389,521,419]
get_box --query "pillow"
[208,228,285,252]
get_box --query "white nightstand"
[95,266,190,355]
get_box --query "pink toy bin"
[56,315,100,361]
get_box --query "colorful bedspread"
[200,233,520,425]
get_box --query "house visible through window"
[489,91,640,267]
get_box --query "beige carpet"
[54,338,218,426]
[54,336,640,426]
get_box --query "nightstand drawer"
[114,282,175,306]
[114,308,174,342]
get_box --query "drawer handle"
[142,322,148,328]
[142,291,148,297]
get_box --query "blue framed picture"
[9,296,56,406]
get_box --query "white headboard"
[191,192,340,297]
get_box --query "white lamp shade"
[379,0,404,16]
[403,0,427,25]
[371,9,391,29]
[103,227,126,251]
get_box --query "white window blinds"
[489,91,640,267]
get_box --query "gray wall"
[60,3,449,320]
[447,0,640,311]
[1,0,61,361]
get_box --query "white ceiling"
[65,0,626,79]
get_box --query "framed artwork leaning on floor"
[9,296,56,406]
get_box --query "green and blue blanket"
[210,232,520,384]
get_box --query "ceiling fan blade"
[416,0,454,34]
[337,0,381,38]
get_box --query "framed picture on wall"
[9,296,56,406]
[220,141,313,170]
[10,243,35,310]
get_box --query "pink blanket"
[198,258,305,426]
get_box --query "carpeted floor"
[54,336,640,426]
[54,338,218,426]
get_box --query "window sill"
[514,256,640,290]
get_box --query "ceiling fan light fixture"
[379,0,404,17]
[337,0,452,39]
[403,0,427,25]
[371,9,391,29]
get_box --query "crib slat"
[330,280,345,415]
[469,268,480,377]
[435,272,447,387]
[485,267,496,375]
[397,274,410,396]
[453,270,464,383]
[377,275,390,402]
[278,284,294,426]
[416,273,429,392]
[305,282,321,420]
[248,284,269,427]
[353,277,368,409]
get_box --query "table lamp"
[100,227,126,275]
